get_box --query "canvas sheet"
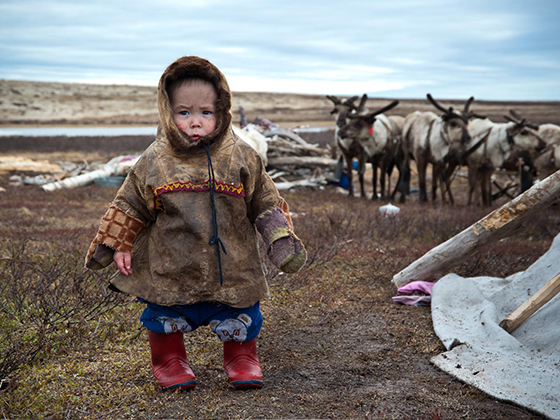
[430,233,560,419]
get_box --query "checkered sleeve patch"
[85,204,146,269]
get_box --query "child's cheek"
[173,117,189,134]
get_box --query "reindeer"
[385,115,406,201]
[503,110,560,181]
[439,97,487,204]
[534,122,560,180]
[337,99,400,199]
[326,95,360,159]
[403,94,472,204]
[466,112,546,206]
[327,94,367,195]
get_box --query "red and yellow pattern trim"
[153,180,245,198]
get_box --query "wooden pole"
[499,272,560,333]
[267,156,338,168]
[392,170,560,288]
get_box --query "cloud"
[227,74,405,96]
[0,0,559,99]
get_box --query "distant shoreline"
[2,79,560,127]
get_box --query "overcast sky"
[1,0,559,100]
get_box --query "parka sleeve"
[246,153,307,273]
[85,155,157,270]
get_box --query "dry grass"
[0,144,557,419]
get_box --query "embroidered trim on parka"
[152,180,245,210]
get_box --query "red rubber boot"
[148,330,196,391]
[223,339,263,389]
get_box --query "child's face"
[170,79,217,141]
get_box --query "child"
[85,56,306,391]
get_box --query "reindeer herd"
[327,94,560,206]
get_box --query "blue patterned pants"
[139,299,262,342]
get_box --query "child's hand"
[114,250,133,276]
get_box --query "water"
[0,126,157,137]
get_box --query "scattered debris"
[0,156,62,173]
[250,120,337,189]
[392,281,435,306]
[3,118,337,192]
[42,155,138,191]
[379,203,400,216]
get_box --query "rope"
[202,143,227,285]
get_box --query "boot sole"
[161,380,197,391]
[231,380,263,389]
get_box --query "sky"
[1,0,560,100]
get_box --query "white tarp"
[431,233,560,419]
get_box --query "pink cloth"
[392,281,436,306]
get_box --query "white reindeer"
[534,123,560,180]
[466,113,546,206]
[505,111,560,181]
[403,94,472,203]
[337,99,400,199]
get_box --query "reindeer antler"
[461,96,486,121]
[326,95,341,105]
[509,109,524,121]
[327,95,360,113]
[342,96,360,109]
[427,93,454,116]
[370,100,399,117]
[355,94,368,114]
[509,110,539,130]
[348,100,399,121]
[463,96,474,113]
[504,114,523,124]
[504,114,540,130]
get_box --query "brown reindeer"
[337,98,400,199]
[326,94,360,159]
[327,94,366,196]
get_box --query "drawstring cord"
[202,143,227,285]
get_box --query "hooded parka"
[85,56,302,307]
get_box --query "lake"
[0,125,330,137]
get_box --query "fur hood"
[157,56,233,152]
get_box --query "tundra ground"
[1,135,557,419]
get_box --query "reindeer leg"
[432,162,441,203]
[391,162,403,202]
[371,159,379,200]
[417,155,428,203]
[440,165,448,203]
[344,154,354,197]
[481,171,488,206]
[483,169,493,207]
[444,162,456,206]
[386,162,394,200]
[380,155,391,201]
[391,155,406,203]
[467,164,477,206]
[358,154,367,198]
[398,156,411,203]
